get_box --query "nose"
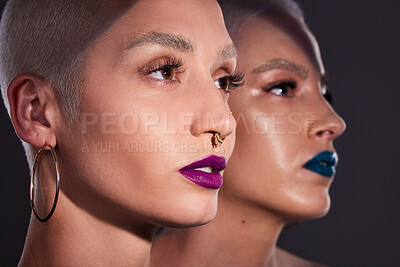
[308,97,346,141]
[190,81,236,140]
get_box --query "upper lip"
[180,154,226,172]
[304,150,338,167]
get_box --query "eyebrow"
[251,58,309,80]
[125,31,194,53]
[218,43,238,60]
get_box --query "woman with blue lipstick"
[1,0,240,265]
[151,0,346,266]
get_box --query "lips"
[303,151,338,178]
[179,155,226,189]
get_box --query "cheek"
[223,99,332,217]
[223,109,304,194]
[222,130,236,161]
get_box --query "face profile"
[150,2,346,266]
[224,12,346,219]
[56,0,238,229]
[1,0,240,265]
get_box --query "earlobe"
[7,74,57,150]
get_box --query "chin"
[271,187,332,222]
[290,193,331,221]
[302,200,331,220]
[153,191,219,228]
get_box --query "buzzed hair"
[218,0,305,38]
[0,0,135,168]
[0,0,135,121]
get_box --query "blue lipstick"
[303,151,338,178]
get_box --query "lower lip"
[303,163,335,177]
[179,170,223,189]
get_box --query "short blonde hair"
[218,0,305,37]
[0,0,135,168]
[0,0,136,119]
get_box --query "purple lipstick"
[179,155,226,189]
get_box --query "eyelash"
[263,79,297,97]
[263,78,334,104]
[228,71,245,89]
[144,57,185,81]
[142,58,245,92]
[216,71,245,92]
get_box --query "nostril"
[316,130,333,137]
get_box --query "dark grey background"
[1,0,399,266]
[277,1,400,266]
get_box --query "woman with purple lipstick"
[151,0,346,266]
[1,0,240,265]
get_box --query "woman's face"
[223,14,346,220]
[56,0,237,228]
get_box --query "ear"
[7,74,59,150]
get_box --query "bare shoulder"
[276,247,328,267]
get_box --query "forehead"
[105,0,232,51]
[235,13,324,74]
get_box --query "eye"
[215,76,230,91]
[215,71,245,92]
[144,57,184,82]
[270,86,291,96]
[149,66,175,80]
[263,80,296,97]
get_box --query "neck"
[19,187,156,267]
[151,192,286,267]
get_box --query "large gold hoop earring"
[30,144,60,223]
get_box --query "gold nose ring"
[212,132,225,148]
